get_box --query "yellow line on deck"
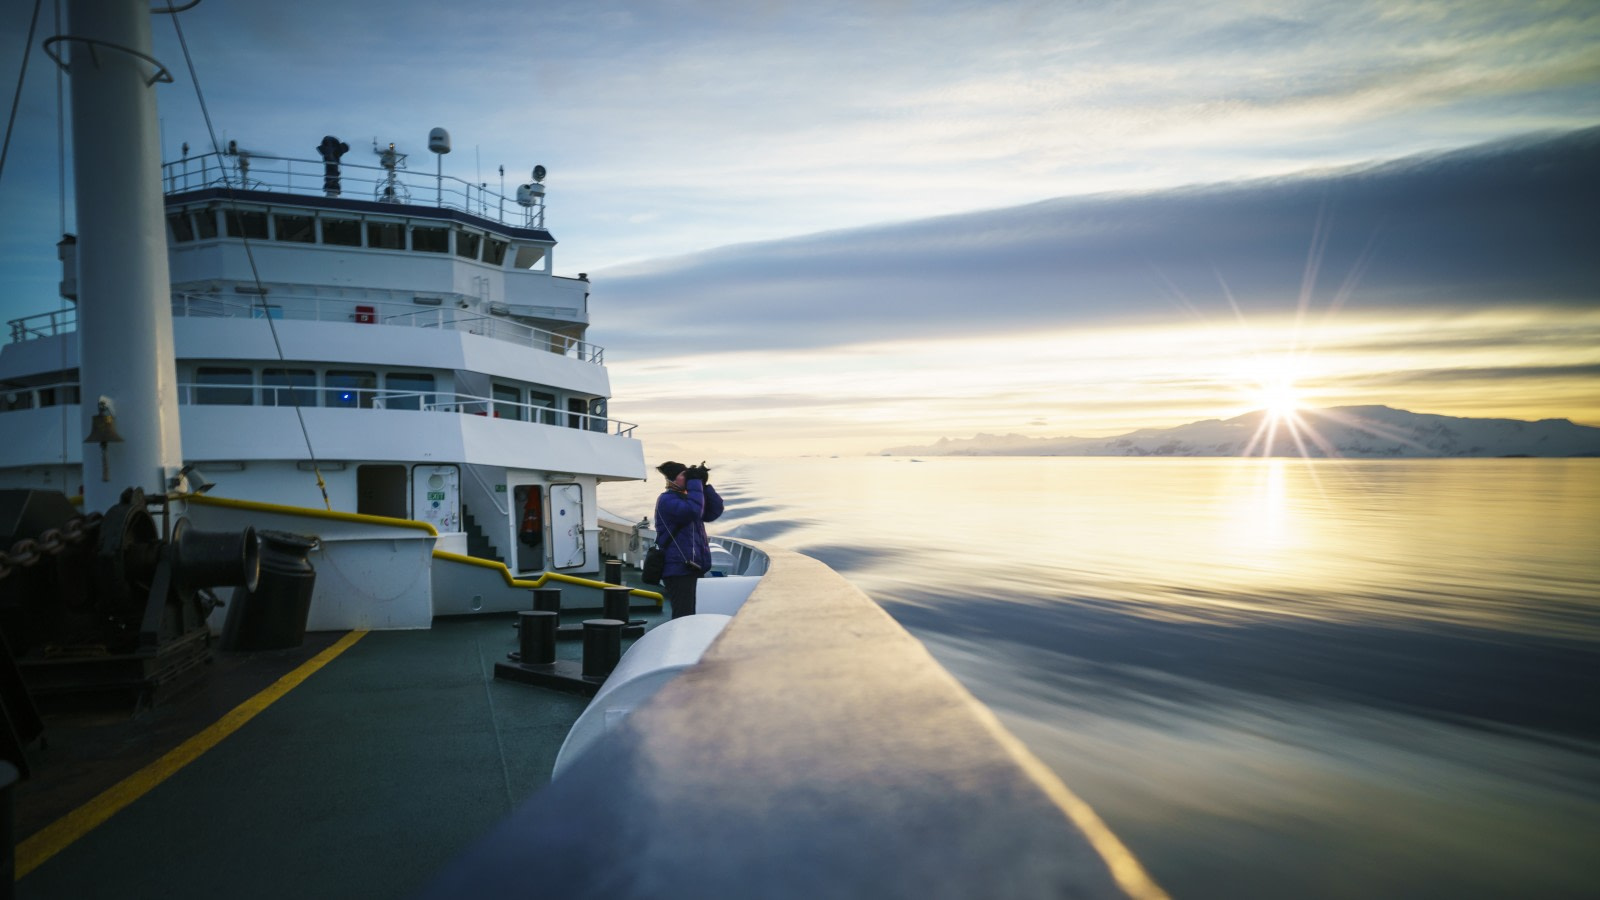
[15,629,370,880]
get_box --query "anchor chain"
[0,512,103,581]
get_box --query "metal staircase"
[460,504,502,562]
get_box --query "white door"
[413,465,461,533]
[549,482,586,568]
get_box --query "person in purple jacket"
[653,460,725,618]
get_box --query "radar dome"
[428,128,451,154]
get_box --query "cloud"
[591,127,1600,358]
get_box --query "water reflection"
[603,458,1600,897]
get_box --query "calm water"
[603,458,1600,898]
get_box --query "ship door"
[549,483,586,569]
[357,464,407,518]
[412,465,460,533]
[514,484,545,572]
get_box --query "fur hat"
[657,460,687,480]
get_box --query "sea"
[602,457,1600,898]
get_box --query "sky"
[2,0,1597,458]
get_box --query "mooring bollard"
[518,610,558,665]
[581,619,624,678]
[604,558,623,585]
[602,586,631,623]
[532,587,561,613]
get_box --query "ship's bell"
[84,401,124,444]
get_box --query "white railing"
[9,295,603,362]
[0,379,80,412]
[170,382,638,437]
[171,291,601,362]
[8,308,75,343]
[162,149,546,231]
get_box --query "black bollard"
[602,586,632,623]
[518,610,558,665]
[604,558,623,585]
[581,619,624,678]
[532,587,561,613]
[220,530,318,652]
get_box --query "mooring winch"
[0,487,259,713]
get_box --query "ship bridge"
[157,145,587,342]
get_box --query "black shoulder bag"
[642,521,697,585]
[642,523,675,585]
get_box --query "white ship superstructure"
[0,136,645,582]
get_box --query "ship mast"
[63,0,184,510]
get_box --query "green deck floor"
[14,604,665,900]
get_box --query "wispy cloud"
[595,129,1600,353]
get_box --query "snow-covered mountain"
[880,407,1600,458]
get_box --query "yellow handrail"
[176,493,662,604]
[178,493,439,535]
[432,550,663,605]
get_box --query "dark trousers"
[663,573,698,618]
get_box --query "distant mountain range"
[880,406,1600,458]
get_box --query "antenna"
[372,139,408,203]
[428,127,451,207]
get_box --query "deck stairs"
[461,504,503,563]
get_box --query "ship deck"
[12,601,667,900]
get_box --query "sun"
[1256,378,1303,422]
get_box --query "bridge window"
[386,373,435,411]
[195,367,254,405]
[263,368,316,407]
[326,370,376,408]
[529,390,557,425]
[193,209,218,239]
[2,390,32,412]
[169,213,195,242]
[321,217,361,246]
[455,230,481,260]
[367,222,404,250]
[413,226,449,253]
[225,210,268,239]
[492,383,521,420]
[38,384,79,407]
[274,214,315,243]
[483,237,508,266]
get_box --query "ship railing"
[0,379,80,412]
[162,149,547,230]
[169,291,602,363]
[9,298,601,365]
[6,308,76,343]
[171,383,639,437]
[383,309,602,362]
